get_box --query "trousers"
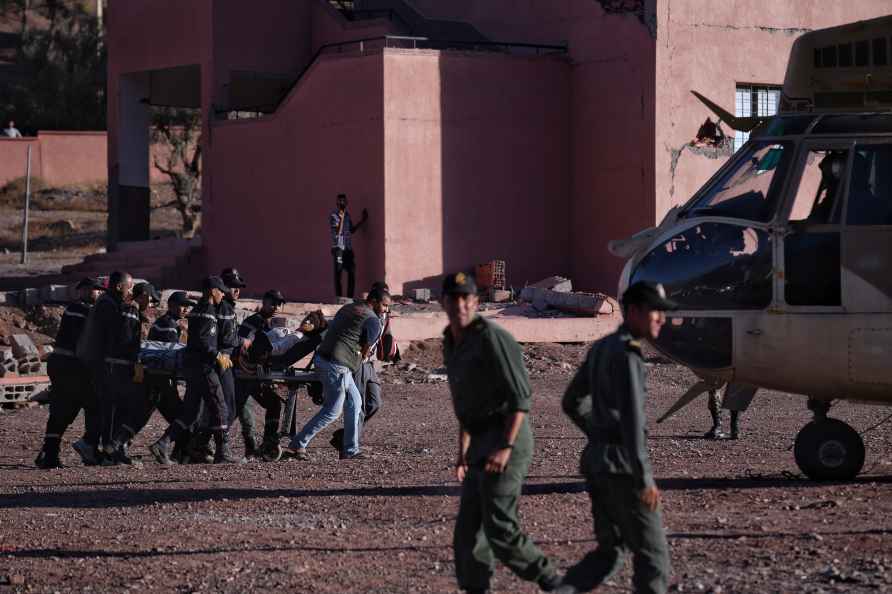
[563,474,670,594]
[453,423,554,591]
[43,355,99,448]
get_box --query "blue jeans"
[291,355,363,456]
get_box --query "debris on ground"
[520,276,618,316]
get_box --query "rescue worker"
[104,282,160,465]
[233,289,286,458]
[149,276,239,465]
[218,268,246,455]
[34,278,105,469]
[704,386,742,440]
[441,272,564,594]
[283,287,390,461]
[119,290,196,457]
[559,281,674,594]
[330,280,392,452]
[330,192,368,299]
[90,271,134,459]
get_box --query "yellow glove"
[216,352,233,371]
[133,362,145,384]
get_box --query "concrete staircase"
[0,237,206,292]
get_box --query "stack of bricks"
[1,334,49,409]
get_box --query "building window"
[734,84,782,152]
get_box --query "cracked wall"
[654,0,892,222]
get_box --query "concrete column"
[109,72,151,248]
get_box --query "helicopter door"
[781,143,851,309]
[841,142,892,313]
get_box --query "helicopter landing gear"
[794,399,864,481]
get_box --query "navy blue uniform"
[216,296,240,433]
[167,299,228,437]
[106,301,146,444]
[41,301,99,455]
[122,311,185,443]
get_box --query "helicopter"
[610,14,892,481]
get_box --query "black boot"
[704,390,726,439]
[329,428,344,453]
[260,432,282,462]
[214,430,244,464]
[730,411,741,440]
[243,431,260,460]
[149,434,176,465]
[35,441,63,469]
[187,430,214,464]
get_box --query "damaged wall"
[654,0,892,222]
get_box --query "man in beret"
[558,281,675,594]
[441,271,564,594]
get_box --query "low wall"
[0,131,169,188]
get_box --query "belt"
[465,415,506,435]
[105,357,134,367]
[52,347,76,358]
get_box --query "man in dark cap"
[558,281,675,594]
[119,290,197,459]
[149,276,240,464]
[217,268,246,455]
[103,282,160,464]
[441,272,564,594]
[35,278,104,468]
[229,288,286,458]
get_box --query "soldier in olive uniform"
[441,272,564,594]
[559,281,674,594]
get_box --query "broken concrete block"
[0,357,16,378]
[40,284,70,302]
[410,288,431,302]
[18,287,40,307]
[529,290,615,316]
[520,276,572,302]
[10,334,39,359]
[490,289,512,303]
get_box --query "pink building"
[106,0,892,300]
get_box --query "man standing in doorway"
[330,193,368,299]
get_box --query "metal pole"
[20,145,32,265]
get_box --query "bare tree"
[150,107,202,237]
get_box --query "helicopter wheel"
[794,418,865,481]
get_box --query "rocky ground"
[1,340,892,593]
[0,182,184,279]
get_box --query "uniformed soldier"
[559,281,674,594]
[149,276,240,465]
[34,278,105,469]
[704,387,742,440]
[441,272,564,594]
[104,281,160,465]
[218,268,246,456]
[90,270,134,457]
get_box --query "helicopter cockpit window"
[788,150,847,225]
[784,149,846,307]
[846,145,892,225]
[630,222,773,310]
[681,142,792,222]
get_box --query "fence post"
[20,145,32,266]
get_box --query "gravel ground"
[1,346,892,593]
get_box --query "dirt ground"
[1,340,892,593]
